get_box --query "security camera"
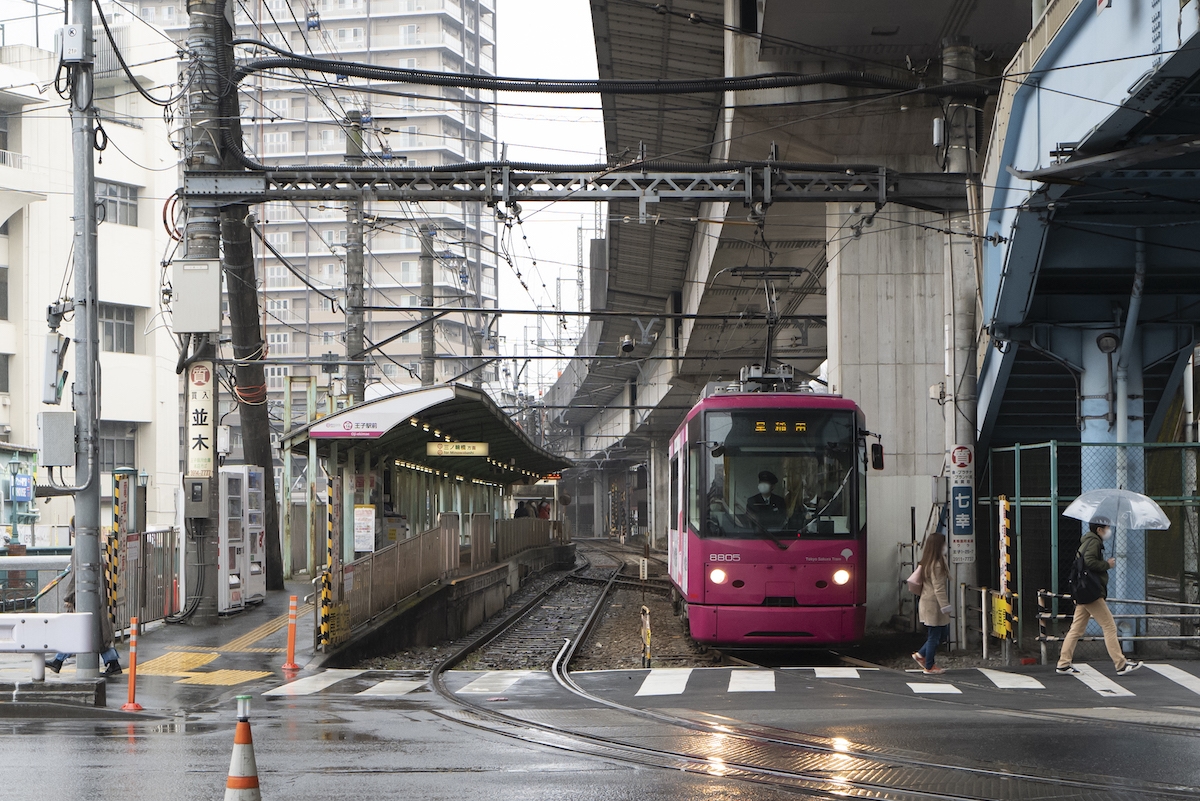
[620,335,635,354]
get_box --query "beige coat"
[918,560,951,627]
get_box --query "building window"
[266,265,291,288]
[100,421,136,472]
[267,298,291,322]
[268,332,290,355]
[266,365,290,390]
[400,260,417,283]
[96,180,138,226]
[99,303,135,353]
[264,132,290,154]
[0,265,7,320]
[162,6,175,23]
[264,231,290,253]
[336,27,364,44]
[322,331,337,346]
[139,6,155,20]
[380,363,398,378]
[318,297,334,313]
[0,353,8,393]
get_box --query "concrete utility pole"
[184,0,226,623]
[942,37,980,604]
[420,225,436,386]
[345,110,366,404]
[68,0,102,678]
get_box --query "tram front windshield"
[703,409,858,540]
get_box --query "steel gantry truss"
[182,167,969,220]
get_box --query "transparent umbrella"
[1062,488,1170,530]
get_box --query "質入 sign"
[186,361,215,478]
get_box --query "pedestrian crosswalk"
[256,662,1200,706]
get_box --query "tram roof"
[679,392,862,428]
[281,384,571,483]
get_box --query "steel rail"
[429,547,1200,800]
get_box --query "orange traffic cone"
[224,695,261,801]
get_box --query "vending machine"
[244,467,267,603]
[218,469,247,614]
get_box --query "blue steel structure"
[980,1,1200,636]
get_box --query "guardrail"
[1036,589,1200,664]
[495,518,562,561]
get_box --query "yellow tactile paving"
[136,651,220,676]
[175,669,273,686]
[220,603,315,652]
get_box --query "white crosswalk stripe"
[263,668,364,697]
[727,669,775,692]
[635,668,693,696]
[1145,663,1200,696]
[978,668,1044,689]
[356,679,426,697]
[457,670,536,694]
[1069,663,1135,697]
[908,682,962,694]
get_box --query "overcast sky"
[0,0,605,396]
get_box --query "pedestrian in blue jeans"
[46,563,122,677]
[912,531,952,675]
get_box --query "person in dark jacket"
[513,501,531,519]
[46,564,123,677]
[1056,520,1142,676]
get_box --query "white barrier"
[0,612,96,681]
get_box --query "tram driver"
[746,470,788,528]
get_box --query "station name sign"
[427,441,489,457]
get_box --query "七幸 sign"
[948,444,975,564]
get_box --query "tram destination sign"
[427,441,489,457]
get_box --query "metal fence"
[985,441,1199,650]
[495,518,562,561]
[113,528,181,631]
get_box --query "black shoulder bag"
[1066,547,1104,604]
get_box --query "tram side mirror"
[870,443,885,470]
[711,444,726,458]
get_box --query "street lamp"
[137,470,149,488]
[7,453,20,545]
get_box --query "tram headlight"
[832,569,851,585]
[709,568,728,584]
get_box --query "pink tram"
[668,369,877,646]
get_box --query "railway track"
[432,549,1200,801]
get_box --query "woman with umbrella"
[1055,489,1165,677]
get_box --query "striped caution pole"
[281,594,300,671]
[224,695,261,801]
[319,498,334,650]
[121,616,143,712]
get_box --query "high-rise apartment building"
[135,0,500,472]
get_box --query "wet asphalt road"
[7,660,1200,800]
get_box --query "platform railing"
[495,518,562,561]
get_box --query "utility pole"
[420,225,436,386]
[345,109,366,404]
[183,0,226,623]
[942,37,980,609]
[67,0,102,678]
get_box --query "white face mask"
[1099,527,1112,541]
[758,482,772,495]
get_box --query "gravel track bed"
[457,581,603,671]
[572,586,713,671]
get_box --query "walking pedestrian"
[45,565,123,677]
[912,531,952,675]
[513,501,531,519]
[1056,521,1142,676]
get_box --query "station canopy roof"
[283,385,571,483]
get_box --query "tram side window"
[670,455,679,527]
[858,440,868,532]
[688,446,701,532]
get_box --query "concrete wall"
[827,204,948,628]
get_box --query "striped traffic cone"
[224,695,261,801]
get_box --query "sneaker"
[911,652,927,671]
[1055,665,1080,675]
[1116,661,1143,676]
[923,665,945,675]
[103,662,123,677]
[45,658,63,674]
